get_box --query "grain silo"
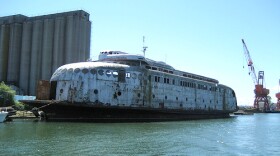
[0,10,91,95]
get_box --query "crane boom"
[241,39,270,111]
[242,39,257,85]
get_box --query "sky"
[1,0,280,106]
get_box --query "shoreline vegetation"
[0,81,27,110]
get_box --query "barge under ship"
[22,51,237,122]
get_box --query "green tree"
[0,81,16,107]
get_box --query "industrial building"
[0,10,91,96]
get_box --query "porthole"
[67,68,73,76]
[90,69,96,75]
[94,89,98,94]
[106,70,111,77]
[82,68,89,74]
[126,72,130,78]
[98,69,104,75]
[113,71,118,78]
[56,68,63,74]
[132,73,137,79]
[118,91,122,96]
[67,68,73,73]
[61,68,67,74]
[74,68,80,73]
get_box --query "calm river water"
[0,113,279,155]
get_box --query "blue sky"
[1,0,280,105]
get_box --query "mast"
[142,36,148,57]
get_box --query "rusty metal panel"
[36,80,50,100]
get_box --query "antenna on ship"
[142,36,148,57]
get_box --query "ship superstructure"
[22,51,237,121]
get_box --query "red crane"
[242,39,270,111]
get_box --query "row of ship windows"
[62,67,216,83]
[95,70,222,93]
[118,91,221,104]
[60,68,234,97]
[146,66,217,83]
[72,68,145,80]
[60,66,216,83]
[67,68,223,93]
[63,68,133,79]
[146,66,174,74]
[155,76,220,92]
[62,68,141,81]
[60,68,224,93]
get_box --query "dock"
[9,111,37,119]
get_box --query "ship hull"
[22,100,233,122]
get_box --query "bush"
[14,102,25,110]
[0,81,16,107]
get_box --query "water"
[1,114,280,155]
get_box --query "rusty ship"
[22,51,237,122]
